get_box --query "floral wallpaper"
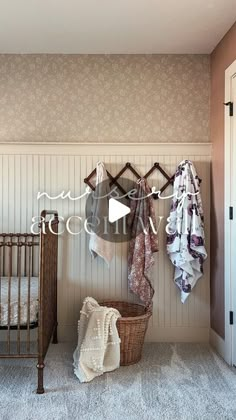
[0,54,210,143]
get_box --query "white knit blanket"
[73,297,121,383]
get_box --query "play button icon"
[85,176,135,243]
[108,198,130,223]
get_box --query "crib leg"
[52,322,58,344]
[36,361,45,394]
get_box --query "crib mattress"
[0,277,39,326]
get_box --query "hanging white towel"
[73,297,121,383]
[166,160,207,303]
[89,161,114,266]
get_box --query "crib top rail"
[0,233,39,237]
[0,233,39,248]
[0,242,39,247]
[0,210,59,242]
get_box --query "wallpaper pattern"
[0,54,210,143]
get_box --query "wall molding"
[210,328,227,362]
[0,142,212,156]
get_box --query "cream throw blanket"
[73,297,121,383]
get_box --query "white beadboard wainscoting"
[0,143,211,342]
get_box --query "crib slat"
[7,245,12,354]
[27,246,31,353]
[32,236,34,276]
[3,236,5,276]
[24,236,27,277]
[17,245,21,354]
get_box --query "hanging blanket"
[89,161,114,266]
[128,178,158,309]
[166,160,207,303]
[73,297,121,383]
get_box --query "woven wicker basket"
[100,300,152,366]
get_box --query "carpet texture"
[0,343,236,420]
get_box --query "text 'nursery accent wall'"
[0,54,210,143]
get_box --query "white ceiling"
[0,0,235,54]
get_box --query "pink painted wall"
[210,22,236,338]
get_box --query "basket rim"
[99,300,152,321]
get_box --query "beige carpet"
[0,342,236,420]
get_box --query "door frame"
[224,59,236,365]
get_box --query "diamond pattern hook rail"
[84,168,126,195]
[143,162,175,198]
[84,162,174,199]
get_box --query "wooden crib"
[0,210,59,394]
